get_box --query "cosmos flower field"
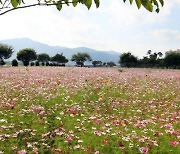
[0,67,179,154]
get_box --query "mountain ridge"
[0,38,120,63]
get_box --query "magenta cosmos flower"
[139,147,148,153]
[169,141,179,146]
[18,150,27,154]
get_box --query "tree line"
[1,43,179,69]
[0,44,116,67]
[119,50,180,69]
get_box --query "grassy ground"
[0,67,179,154]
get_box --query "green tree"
[71,52,91,67]
[0,0,164,15]
[0,43,14,65]
[51,53,68,66]
[142,50,163,67]
[164,50,180,69]
[157,52,163,59]
[38,53,50,62]
[107,61,116,67]
[119,52,138,67]
[92,60,102,67]
[17,48,37,66]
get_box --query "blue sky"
[0,0,180,58]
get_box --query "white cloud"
[0,4,102,47]
[151,29,180,41]
[0,0,180,58]
[103,0,180,27]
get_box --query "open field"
[0,67,179,154]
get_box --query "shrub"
[0,59,5,65]
[46,62,49,66]
[30,62,35,66]
[12,59,18,67]
[35,61,40,66]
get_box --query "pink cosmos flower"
[66,135,73,142]
[66,109,77,115]
[138,138,145,142]
[41,132,50,138]
[113,120,121,126]
[139,147,148,153]
[172,130,179,136]
[93,119,101,124]
[94,151,100,154]
[33,148,39,154]
[102,138,108,144]
[18,149,27,154]
[169,141,179,146]
[53,147,62,152]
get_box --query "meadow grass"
[0,67,179,153]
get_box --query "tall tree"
[0,0,164,15]
[71,52,91,67]
[92,60,102,67]
[38,53,50,62]
[164,50,180,68]
[107,61,116,67]
[17,48,37,66]
[51,53,68,65]
[0,43,14,65]
[143,50,163,67]
[119,52,138,67]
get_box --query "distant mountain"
[0,38,120,64]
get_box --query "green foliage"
[71,52,92,67]
[11,0,21,8]
[119,52,138,67]
[35,61,40,66]
[0,0,164,15]
[107,61,116,67]
[72,0,78,7]
[120,50,180,69]
[164,50,180,69]
[17,48,37,66]
[0,43,14,61]
[135,0,141,9]
[94,0,100,8]
[123,0,163,12]
[46,61,50,66]
[51,53,68,65]
[0,59,5,65]
[30,62,35,66]
[137,50,164,68]
[92,60,102,67]
[41,62,45,66]
[56,1,62,11]
[103,62,107,66]
[12,59,18,66]
[38,53,50,62]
